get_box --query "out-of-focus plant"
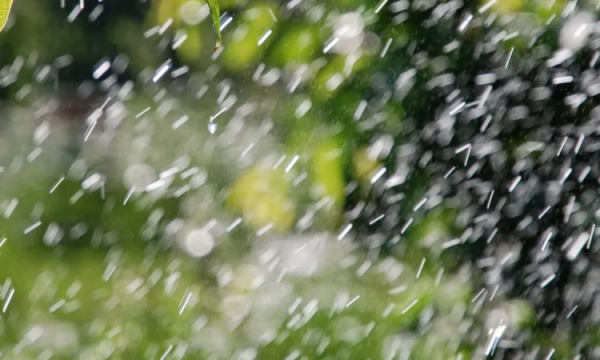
[207,0,221,48]
[0,0,13,31]
[0,0,575,358]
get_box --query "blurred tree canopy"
[0,0,596,359]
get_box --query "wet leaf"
[207,0,221,49]
[0,0,13,32]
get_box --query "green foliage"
[222,4,278,71]
[226,166,296,232]
[207,0,221,48]
[0,0,555,358]
[0,0,12,32]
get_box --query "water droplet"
[208,122,217,134]
[182,228,215,258]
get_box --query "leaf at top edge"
[0,0,13,32]
[207,0,221,50]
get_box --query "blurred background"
[0,0,598,358]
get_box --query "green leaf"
[207,0,221,49]
[0,0,13,32]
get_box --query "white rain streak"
[257,30,273,46]
[123,187,136,205]
[323,37,340,54]
[478,0,497,13]
[416,258,426,279]
[346,295,361,307]
[541,274,557,288]
[588,224,596,249]
[178,290,193,315]
[541,231,553,252]
[152,60,172,82]
[24,221,42,234]
[93,60,111,79]
[471,288,486,303]
[401,299,419,314]
[458,14,473,32]
[285,155,300,173]
[508,176,522,192]
[485,324,507,355]
[370,167,387,184]
[67,5,82,23]
[159,345,174,360]
[375,0,389,13]
[337,224,353,240]
[380,38,392,58]
[2,288,14,313]
[1,3,598,360]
